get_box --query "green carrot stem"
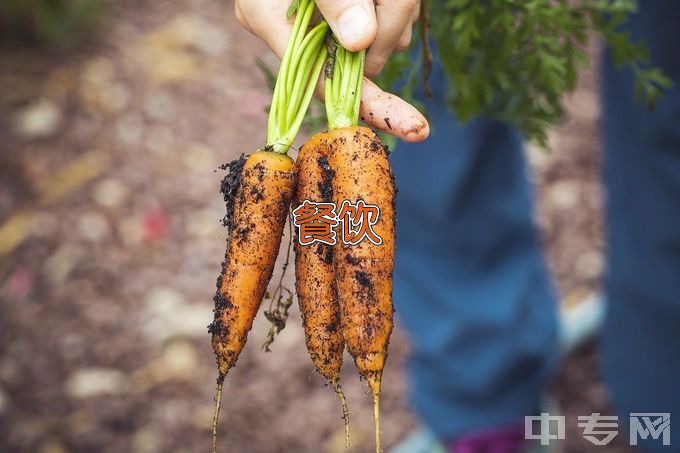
[324,42,365,130]
[286,21,329,121]
[267,0,329,154]
[285,0,316,94]
[280,46,328,149]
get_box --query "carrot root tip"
[331,379,351,449]
[366,372,382,453]
[211,379,225,453]
[373,390,381,453]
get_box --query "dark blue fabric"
[601,2,680,452]
[390,50,559,440]
[389,1,680,445]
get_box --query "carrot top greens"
[266,0,328,154]
[324,40,365,131]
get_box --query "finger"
[359,78,429,142]
[394,25,413,52]
[316,0,378,52]
[234,2,250,32]
[365,0,418,77]
[398,4,419,51]
[236,0,292,58]
[313,77,428,141]
[411,0,420,21]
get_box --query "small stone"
[67,409,97,436]
[13,100,62,139]
[570,89,600,122]
[81,57,116,86]
[161,341,197,379]
[31,212,58,238]
[142,286,210,343]
[193,21,227,56]
[39,437,67,453]
[154,16,226,56]
[128,342,198,392]
[0,359,20,384]
[190,405,215,429]
[93,178,128,208]
[143,93,176,122]
[102,82,130,113]
[526,132,559,173]
[186,208,222,239]
[116,113,145,146]
[44,66,77,102]
[65,368,128,398]
[526,141,550,170]
[80,75,129,114]
[548,179,580,211]
[145,286,184,313]
[73,112,102,140]
[118,216,145,246]
[156,400,191,426]
[182,143,216,173]
[78,212,110,242]
[132,427,161,453]
[144,126,174,154]
[44,244,84,284]
[136,18,202,83]
[576,250,604,280]
[140,50,199,83]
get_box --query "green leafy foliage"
[0,0,103,49]
[378,0,672,146]
[256,58,278,92]
[589,2,673,108]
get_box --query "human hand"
[235,0,429,142]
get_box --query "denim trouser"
[601,2,680,452]
[390,1,679,447]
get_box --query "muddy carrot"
[325,43,395,453]
[208,1,328,451]
[209,151,295,377]
[329,125,394,453]
[293,131,350,446]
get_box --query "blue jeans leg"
[390,63,559,441]
[601,2,680,451]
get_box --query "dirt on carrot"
[327,125,395,452]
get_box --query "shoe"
[390,427,446,453]
[558,292,605,354]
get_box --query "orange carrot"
[328,125,395,453]
[293,132,350,446]
[209,151,296,451]
[208,1,329,449]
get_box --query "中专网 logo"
[525,412,671,447]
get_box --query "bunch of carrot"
[209,2,394,452]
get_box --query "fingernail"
[404,120,429,142]
[337,6,371,48]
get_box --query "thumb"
[316,0,377,51]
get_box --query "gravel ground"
[0,1,632,452]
